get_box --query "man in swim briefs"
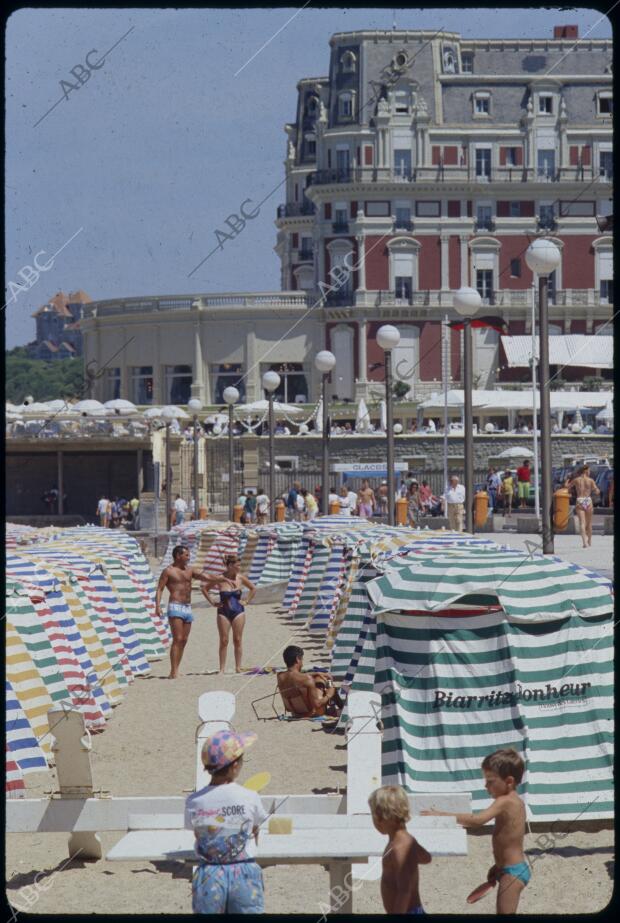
[358,479,376,519]
[156,545,213,678]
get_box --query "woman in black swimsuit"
[202,554,257,673]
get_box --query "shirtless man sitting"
[276,645,347,718]
[156,545,212,678]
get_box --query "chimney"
[554,25,579,39]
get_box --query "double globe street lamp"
[262,370,281,522]
[377,324,401,526]
[525,238,561,554]
[222,386,240,521]
[453,287,483,533]
[314,350,337,515]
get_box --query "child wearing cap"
[184,729,268,914]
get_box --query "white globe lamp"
[393,423,403,434]
[485,422,495,433]
[453,286,482,317]
[314,350,336,374]
[212,423,222,435]
[188,398,202,413]
[525,239,561,276]
[262,370,281,393]
[376,324,401,351]
[298,422,309,434]
[222,386,240,406]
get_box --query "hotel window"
[130,366,154,405]
[597,248,613,303]
[339,92,353,118]
[212,364,246,404]
[510,259,521,278]
[473,92,491,116]
[165,365,192,405]
[306,137,316,156]
[416,201,441,218]
[395,205,412,229]
[103,368,121,401]
[538,95,553,114]
[461,53,474,73]
[597,92,613,116]
[261,363,308,404]
[547,270,557,304]
[539,203,555,228]
[394,149,412,179]
[600,279,614,304]
[475,148,492,179]
[476,269,494,303]
[537,149,556,179]
[336,147,350,177]
[476,203,493,230]
[306,95,319,116]
[599,150,613,181]
[509,201,521,218]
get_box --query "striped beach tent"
[6,679,48,774]
[290,540,331,623]
[364,552,613,821]
[283,539,313,611]
[6,746,26,798]
[201,529,242,575]
[6,619,56,756]
[7,578,107,731]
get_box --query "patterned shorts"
[192,861,264,914]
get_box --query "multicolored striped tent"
[358,549,614,821]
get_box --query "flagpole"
[531,283,540,520]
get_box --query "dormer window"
[473,91,491,116]
[539,94,553,114]
[597,91,613,116]
[461,53,474,73]
[341,51,357,73]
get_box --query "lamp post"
[164,420,172,527]
[262,370,281,522]
[525,239,561,554]
[314,350,336,515]
[222,386,240,521]
[453,286,482,533]
[377,324,401,526]
[188,398,202,520]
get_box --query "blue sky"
[5,6,612,346]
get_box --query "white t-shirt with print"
[184,781,268,863]
[256,493,269,514]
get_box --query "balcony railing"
[297,248,314,261]
[276,202,316,218]
[324,290,353,306]
[393,218,414,232]
[331,221,350,233]
[307,166,610,186]
[356,288,606,309]
[474,218,496,233]
[537,217,558,232]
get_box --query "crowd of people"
[97,495,140,529]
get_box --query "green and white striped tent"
[362,549,613,821]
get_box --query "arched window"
[341,51,357,73]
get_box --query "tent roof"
[501,335,613,370]
[367,549,613,622]
[418,389,612,413]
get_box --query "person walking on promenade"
[566,463,600,548]
[486,467,501,513]
[97,495,111,527]
[255,487,269,525]
[202,554,257,673]
[500,470,514,518]
[407,480,421,527]
[516,460,532,510]
[173,494,188,526]
[156,545,213,679]
[445,475,465,532]
[301,488,318,521]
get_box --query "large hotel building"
[82,26,613,408]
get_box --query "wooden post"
[49,705,102,859]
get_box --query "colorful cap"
[202,729,257,772]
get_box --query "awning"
[418,389,612,414]
[501,335,613,369]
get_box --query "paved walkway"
[491,531,613,581]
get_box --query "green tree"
[5,356,85,403]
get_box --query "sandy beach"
[6,552,614,915]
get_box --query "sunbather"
[276,645,347,718]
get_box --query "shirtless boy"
[276,645,346,717]
[156,545,212,678]
[369,785,432,914]
[422,748,528,914]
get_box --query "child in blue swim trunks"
[369,785,432,914]
[422,748,529,913]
